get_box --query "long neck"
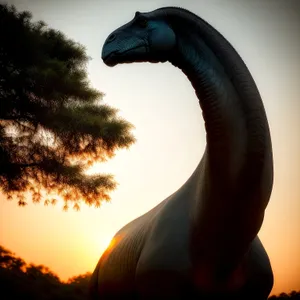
[170,32,249,189]
[166,15,273,272]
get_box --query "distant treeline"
[269,291,300,300]
[0,245,91,300]
[0,245,299,299]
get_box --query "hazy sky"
[1,0,299,295]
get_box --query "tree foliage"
[0,4,135,209]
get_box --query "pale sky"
[0,0,299,296]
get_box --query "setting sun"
[99,235,115,254]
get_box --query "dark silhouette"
[0,245,298,299]
[269,292,300,300]
[91,6,274,300]
[0,4,135,210]
[0,245,91,299]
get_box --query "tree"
[0,245,91,300]
[0,4,135,210]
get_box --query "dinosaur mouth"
[102,52,118,67]
[102,45,147,67]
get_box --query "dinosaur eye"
[137,18,148,28]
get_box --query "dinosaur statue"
[90,7,274,300]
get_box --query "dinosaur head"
[102,11,176,66]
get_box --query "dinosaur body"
[90,7,274,299]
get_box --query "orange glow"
[101,236,116,252]
[102,235,120,254]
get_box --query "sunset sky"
[1,0,299,296]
